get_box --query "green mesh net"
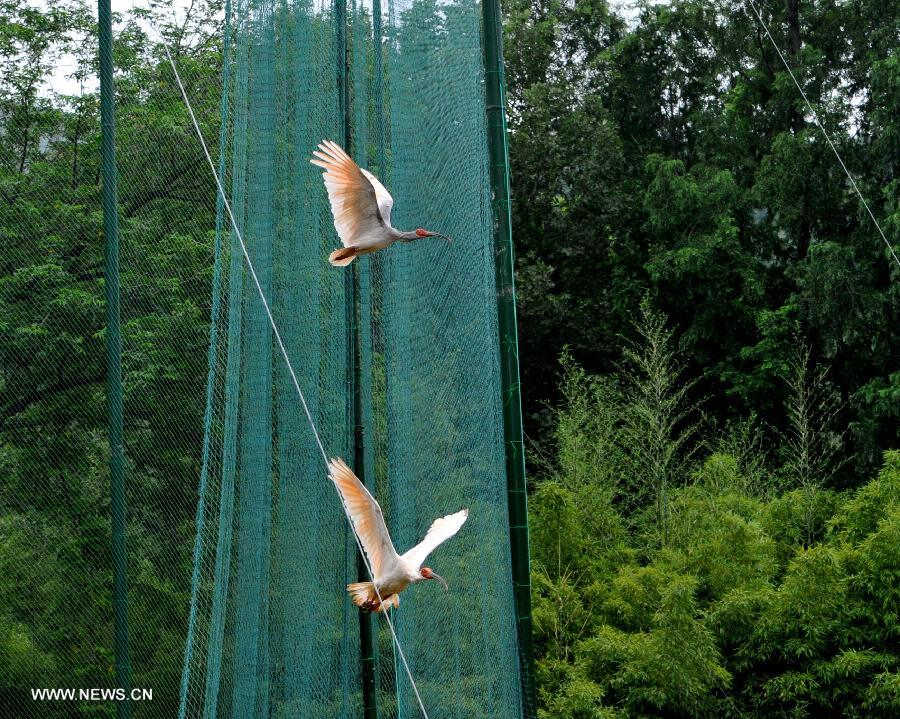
[0,0,527,714]
[1,3,227,716]
[176,0,528,716]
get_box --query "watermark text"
[31,688,152,702]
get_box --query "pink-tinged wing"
[400,508,469,570]
[310,140,389,246]
[328,457,399,578]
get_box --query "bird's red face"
[415,228,452,242]
[420,567,448,589]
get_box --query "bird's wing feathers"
[310,140,392,247]
[328,458,399,578]
[360,168,394,226]
[400,508,469,570]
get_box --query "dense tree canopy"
[503,5,899,710]
[505,0,899,481]
[530,349,899,718]
[1,1,222,714]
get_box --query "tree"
[504,0,900,480]
[530,351,900,718]
[620,301,699,544]
[0,1,224,714]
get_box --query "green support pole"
[98,1,131,716]
[481,0,536,716]
[353,269,378,719]
[336,1,377,715]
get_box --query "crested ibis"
[311,140,452,266]
[328,457,468,612]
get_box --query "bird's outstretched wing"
[310,140,393,246]
[328,458,399,578]
[400,508,469,570]
[360,168,394,226]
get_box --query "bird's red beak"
[415,228,452,243]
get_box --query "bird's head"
[419,566,448,590]
[415,228,452,243]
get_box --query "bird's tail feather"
[329,247,357,266]
[347,581,373,606]
[347,582,398,612]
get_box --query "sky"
[39,0,195,95]
[39,0,642,96]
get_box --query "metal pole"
[98,0,131,715]
[336,2,378,715]
[353,269,378,719]
[481,0,536,715]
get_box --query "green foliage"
[829,451,900,542]
[694,450,767,500]
[619,300,699,543]
[0,1,221,715]
[552,349,624,497]
[583,573,730,716]
[532,353,900,718]
[506,0,900,482]
[661,487,776,601]
[761,487,841,566]
[780,344,846,501]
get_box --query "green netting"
[114,24,225,715]
[176,1,358,716]
[177,0,527,717]
[1,3,230,716]
[0,0,526,715]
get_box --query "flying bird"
[311,140,452,266]
[328,457,468,612]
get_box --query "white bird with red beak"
[311,140,452,266]
[328,458,468,612]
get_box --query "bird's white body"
[368,557,422,601]
[328,458,468,612]
[337,168,397,253]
